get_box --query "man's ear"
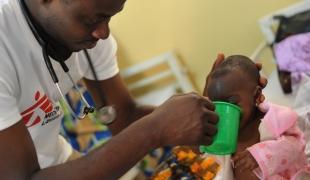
[253,85,263,106]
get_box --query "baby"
[204,55,309,180]
[152,55,309,180]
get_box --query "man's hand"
[203,53,268,103]
[232,150,258,172]
[148,92,218,147]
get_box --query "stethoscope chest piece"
[97,105,117,125]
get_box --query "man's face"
[41,0,126,52]
[206,70,256,129]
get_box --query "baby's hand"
[232,150,258,172]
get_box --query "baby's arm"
[233,161,260,180]
[232,150,258,172]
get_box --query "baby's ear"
[253,85,263,106]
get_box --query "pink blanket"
[247,102,309,180]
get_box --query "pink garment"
[247,102,309,180]
[274,32,310,83]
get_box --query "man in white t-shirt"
[0,0,221,179]
[0,0,266,179]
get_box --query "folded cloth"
[274,32,310,83]
[274,32,310,73]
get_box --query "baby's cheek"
[239,118,247,129]
[239,113,250,129]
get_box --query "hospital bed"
[251,0,310,165]
[251,0,310,107]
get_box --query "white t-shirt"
[0,0,119,168]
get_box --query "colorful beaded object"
[152,146,220,180]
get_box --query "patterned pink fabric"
[247,101,309,180]
[274,32,310,74]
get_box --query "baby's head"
[204,55,262,129]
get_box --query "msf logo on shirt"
[21,91,62,127]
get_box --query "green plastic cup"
[200,101,241,155]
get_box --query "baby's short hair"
[210,55,259,84]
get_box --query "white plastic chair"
[120,52,196,106]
